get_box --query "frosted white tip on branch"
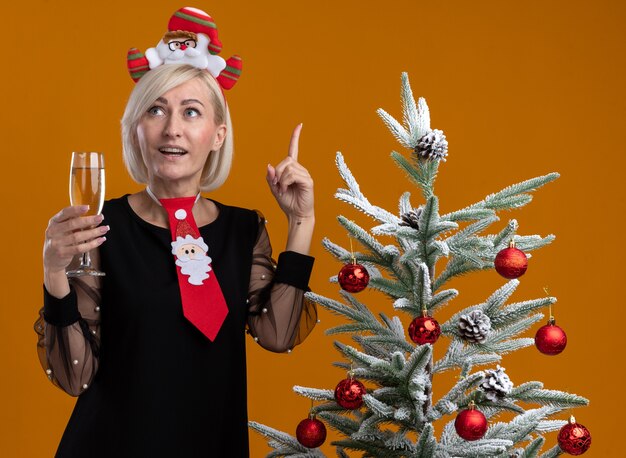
[334,152,399,224]
[377,73,447,161]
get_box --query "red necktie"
[160,197,228,341]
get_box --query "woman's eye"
[148,106,165,116]
[184,108,200,117]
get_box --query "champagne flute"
[66,152,106,277]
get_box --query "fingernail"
[272,178,278,185]
[99,236,107,244]
[96,214,104,221]
[80,205,90,211]
[100,225,110,233]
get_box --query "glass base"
[66,268,106,277]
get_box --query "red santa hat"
[168,7,222,55]
[174,209,200,239]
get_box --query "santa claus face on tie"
[171,234,212,285]
[175,241,207,260]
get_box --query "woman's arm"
[246,214,316,353]
[247,124,317,351]
[35,275,102,396]
[266,123,315,256]
[36,206,108,396]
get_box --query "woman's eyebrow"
[181,99,205,106]
[154,97,204,106]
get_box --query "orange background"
[1,0,624,456]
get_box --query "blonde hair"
[121,64,233,191]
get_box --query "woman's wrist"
[44,268,71,299]
[286,214,315,255]
[287,212,315,225]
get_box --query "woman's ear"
[212,124,227,151]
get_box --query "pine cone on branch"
[458,310,491,343]
[400,206,424,230]
[481,365,514,401]
[414,129,448,161]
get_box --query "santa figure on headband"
[127,6,242,89]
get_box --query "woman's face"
[136,77,226,192]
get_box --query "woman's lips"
[159,147,188,156]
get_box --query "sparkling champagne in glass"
[67,152,106,277]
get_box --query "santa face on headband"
[145,30,226,77]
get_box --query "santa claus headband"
[127,6,242,90]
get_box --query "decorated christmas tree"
[250,73,590,457]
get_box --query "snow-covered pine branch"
[248,422,323,456]
[490,297,555,328]
[518,436,545,457]
[376,108,413,149]
[390,151,440,200]
[414,423,437,457]
[439,418,513,457]
[484,407,561,446]
[538,444,563,458]
[335,152,399,224]
[427,288,459,314]
[433,257,492,291]
[484,174,560,209]
[440,280,519,335]
[401,73,429,144]
[428,372,484,421]
[441,173,560,221]
[292,386,335,402]
[317,411,360,437]
[354,334,414,354]
[510,387,589,408]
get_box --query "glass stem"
[80,250,92,269]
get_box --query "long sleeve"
[247,212,317,353]
[34,275,102,396]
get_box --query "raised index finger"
[288,123,303,161]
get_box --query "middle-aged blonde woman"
[36,9,317,456]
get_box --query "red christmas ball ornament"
[455,403,488,441]
[408,313,441,345]
[334,376,366,409]
[494,241,528,279]
[338,261,370,293]
[535,318,567,355]
[558,416,591,455]
[296,415,327,448]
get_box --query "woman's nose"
[163,115,182,137]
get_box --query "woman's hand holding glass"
[43,207,109,296]
[44,151,108,296]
